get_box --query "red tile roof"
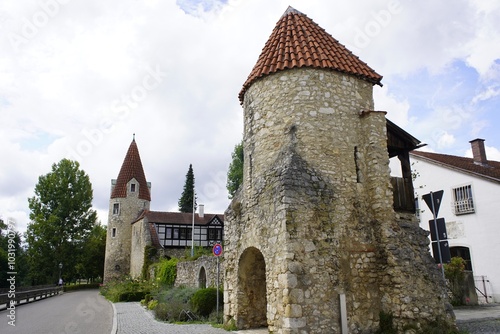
[135,210,223,226]
[111,139,151,201]
[411,150,500,183]
[149,223,161,248]
[239,6,383,103]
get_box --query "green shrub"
[190,288,222,317]
[375,311,396,334]
[153,286,198,322]
[444,257,467,306]
[147,299,158,310]
[184,246,211,260]
[223,318,238,331]
[100,277,153,303]
[156,258,179,286]
[142,245,158,280]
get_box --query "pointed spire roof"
[239,6,383,103]
[111,136,151,201]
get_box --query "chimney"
[469,138,488,165]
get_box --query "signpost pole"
[430,191,445,279]
[212,243,222,323]
[216,255,220,321]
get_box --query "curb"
[110,302,117,334]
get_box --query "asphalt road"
[0,289,112,334]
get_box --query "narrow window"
[112,228,116,238]
[415,197,420,219]
[130,183,136,192]
[452,184,475,215]
[354,146,361,183]
[113,203,120,215]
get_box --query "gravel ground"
[457,318,500,334]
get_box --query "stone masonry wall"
[224,68,453,333]
[104,178,150,282]
[130,218,152,279]
[175,255,224,289]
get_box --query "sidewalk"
[454,304,500,333]
[112,302,268,334]
[454,303,500,321]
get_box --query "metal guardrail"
[0,286,63,311]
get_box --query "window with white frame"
[452,184,475,215]
[113,203,120,215]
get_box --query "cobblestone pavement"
[455,304,500,334]
[114,302,232,334]
[114,302,500,334]
[457,318,500,333]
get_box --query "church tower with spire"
[103,136,151,282]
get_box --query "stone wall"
[130,218,152,278]
[175,255,224,289]
[224,68,453,333]
[104,178,150,282]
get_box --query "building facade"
[411,139,500,303]
[103,138,224,282]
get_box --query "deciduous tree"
[226,141,243,198]
[26,159,97,284]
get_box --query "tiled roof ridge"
[411,150,500,182]
[111,138,151,201]
[239,6,383,103]
[142,210,224,225]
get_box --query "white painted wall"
[409,156,500,303]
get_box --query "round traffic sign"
[212,243,223,257]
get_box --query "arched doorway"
[237,247,268,329]
[450,246,472,271]
[199,266,207,288]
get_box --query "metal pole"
[216,255,220,322]
[430,192,445,279]
[191,187,195,257]
[482,276,488,303]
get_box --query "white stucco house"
[408,139,500,303]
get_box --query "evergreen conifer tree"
[178,164,197,213]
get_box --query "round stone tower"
[103,137,151,282]
[224,7,453,334]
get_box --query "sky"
[1,0,499,235]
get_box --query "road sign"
[212,243,223,257]
[422,190,444,217]
[431,240,451,264]
[429,218,447,241]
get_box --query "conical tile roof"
[111,137,151,201]
[239,6,383,103]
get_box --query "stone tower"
[224,7,453,333]
[103,136,151,282]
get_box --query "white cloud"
[465,145,500,161]
[373,85,410,127]
[1,0,499,236]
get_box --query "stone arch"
[198,266,207,288]
[237,247,268,329]
[450,246,473,271]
